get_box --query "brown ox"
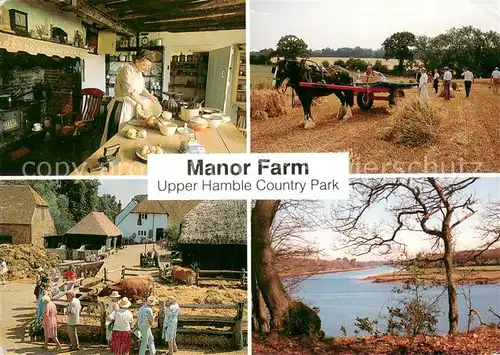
[98,275,154,302]
[171,265,195,285]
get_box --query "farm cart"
[299,81,418,110]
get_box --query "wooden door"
[205,46,233,112]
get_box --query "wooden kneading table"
[70,120,247,176]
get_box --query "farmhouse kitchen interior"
[0,0,246,176]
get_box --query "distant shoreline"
[364,267,500,285]
[280,266,377,278]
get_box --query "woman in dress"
[42,295,62,350]
[108,297,134,355]
[419,68,429,104]
[100,49,160,146]
[35,283,51,327]
[162,296,180,355]
[106,291,121,348]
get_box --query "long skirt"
[110,330,131,354]
[420,86,429,104]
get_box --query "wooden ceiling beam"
[43,0,137,36]
[106,1,200,17]
[140,14,245,32]
[120,4,244,21]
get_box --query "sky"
[250,0,500,51]
[295,177,500,261]
[98,179,147,207]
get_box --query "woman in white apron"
[100,49,160,146]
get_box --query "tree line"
[0,180,120,235]
[252,26,500,77]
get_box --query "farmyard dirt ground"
[251,80,500,173]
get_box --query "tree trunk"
[252,270,270,332]
[252,200,293,330]
[398,59,404,73]
[443,230,459,335]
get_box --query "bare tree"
[252,200,321,336]
[473,201,500,261]
[271,200,325,292]
[331,178,478,335]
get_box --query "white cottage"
[116,199,199,244]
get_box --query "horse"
[272,59,354,129]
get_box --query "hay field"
[250,79,500,173]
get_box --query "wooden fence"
[158,301,246,350]
[195,269,247,287]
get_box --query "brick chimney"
[117,200,122,212]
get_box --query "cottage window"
[137,215,142,226]
[140,213,148,220]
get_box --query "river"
[293,267,500,337]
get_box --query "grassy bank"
[364,265,500,285]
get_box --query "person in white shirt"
[461,68,474,97]
[0,257,8,285]
[108,297,134,355]
[443,66,452,100]
[100,49,160,146]
[491,67,500,94]
[66,290,81,351]
[419,68,429,104]
[432,69,439,94]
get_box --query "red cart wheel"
[357,92,374,111]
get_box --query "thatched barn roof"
[66,212,122,237]
[178,200,246,245]
[132,200,200,227]
[0,185,49,225]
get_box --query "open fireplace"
[0,49,86,175]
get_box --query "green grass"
[251,64,275,89]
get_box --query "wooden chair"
[236,109,247,137]
[57,88,105,156]
[106,100,124,142]
[59,88,105,136]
